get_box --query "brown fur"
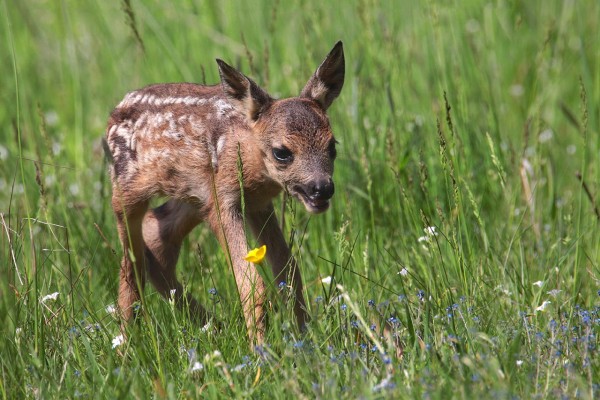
[105,42,345,346]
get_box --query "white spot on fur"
[216,135,226,156]
[209,141,218,171]
[213,99,234,117]
[134,112,149,130]
[132,93,143,105]
[140,148,171,165]
[108,124,118,137]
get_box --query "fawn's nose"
[309,179,335,200]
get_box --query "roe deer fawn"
[105,42,345,345]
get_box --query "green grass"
[1,0,599,398]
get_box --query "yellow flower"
[244,245,267,264]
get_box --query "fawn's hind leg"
[113,196,149,321]
[143,199,209,321]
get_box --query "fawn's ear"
[300,41,345,110]
[216,59,272,121]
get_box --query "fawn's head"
[216,42,345,213]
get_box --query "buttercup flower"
[244,245,267,263]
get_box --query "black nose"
[309,179,335,200]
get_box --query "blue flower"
[278,281,287,290]
[417,290,425,301]
[368,299,376,307]
[340,304,347,311]
[208,288,217,296]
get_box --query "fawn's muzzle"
[293,179,334,214]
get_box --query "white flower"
[398,268,408,276]
[232,363,246,372]
[105,304,117,314]
[45,110,59,126]
[539,129,553,143]
[112,334,125,348]
[40,292,59,304]
[168,289,177,305]
[201,321,212,333]
[321,276,332,285]
[190,361,204,372]
[535,301,551,312]
[15,327,22,336]
[547,289,562,298]
[418,226,438,249]
[510,84,524,97]
[532,281,544,287]
[516,360,524,366]
[424,226,437,236]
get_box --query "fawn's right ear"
[216,59,272,121]
[300,41,345,110]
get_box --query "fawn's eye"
[328,140,337,159]
[272,146,294,163]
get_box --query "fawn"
[105,42,345,345]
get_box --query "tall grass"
[1,0,598,398]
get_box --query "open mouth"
[291,186,331,214]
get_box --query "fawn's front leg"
[209,208,267,346]
[248,204,308,331]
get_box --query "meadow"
[1,0,599,398]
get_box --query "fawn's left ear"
[216,59,272,121]
[300,41,345,110]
